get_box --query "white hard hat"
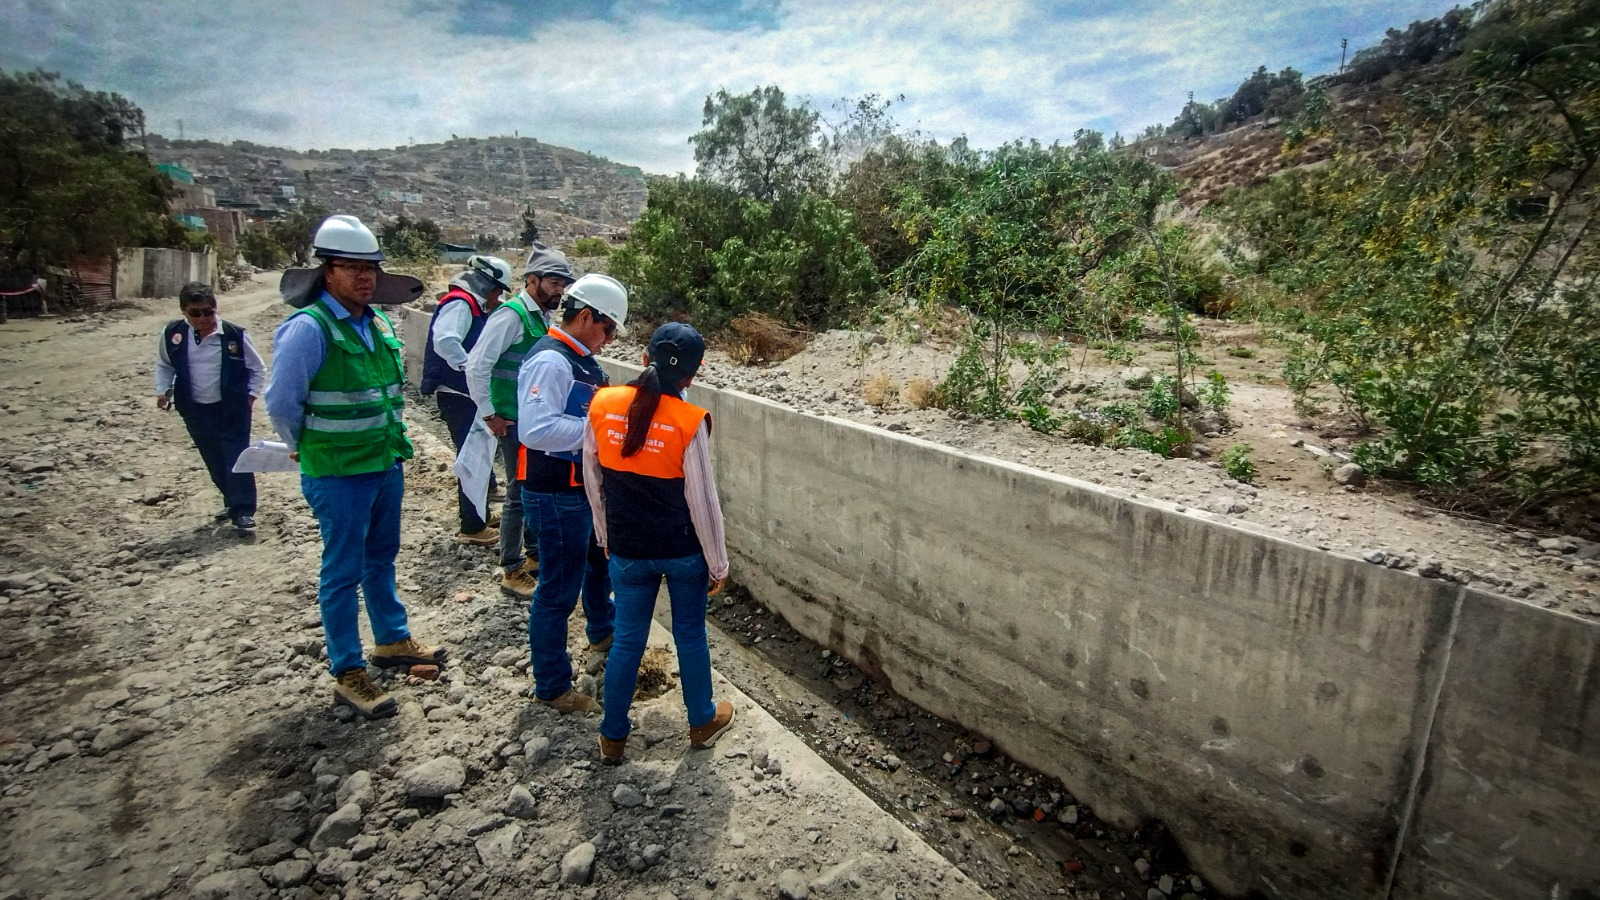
[565,273,629,334]
[467,254,514,292]
[313,214,384,261]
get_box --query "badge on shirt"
[226,340,240,356]
[527,384,542,400]
[170,332,183,346]
[373,317,393,338]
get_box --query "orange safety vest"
[587,385,710,560]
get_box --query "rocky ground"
[662,323,1600,618]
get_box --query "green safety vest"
[489,293,548,419]
[294,302,414,478]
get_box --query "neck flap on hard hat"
[279,268,425,309]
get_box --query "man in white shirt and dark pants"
[154,281,266,530]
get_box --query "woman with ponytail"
[583,323,733,763]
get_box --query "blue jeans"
[499,432,528,571]
[600,553,716,741]
[301,463,411,675]
[524,488,613,700]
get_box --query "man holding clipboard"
[515,274,628,714]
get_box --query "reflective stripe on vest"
[294,303,414,477]
[488,296,546,418]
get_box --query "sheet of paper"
[454,419,496,522]
[232,440,298,473]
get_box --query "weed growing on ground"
[1220,444,1257,483]
[903,377,936,409]
[863,372,898,407]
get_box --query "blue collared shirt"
[263,293,375,449]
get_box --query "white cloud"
[0,0,1464,173]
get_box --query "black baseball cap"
[649,322,706,383]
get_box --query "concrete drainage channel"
[705,585,1208,900]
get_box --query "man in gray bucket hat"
[465,242,576,599]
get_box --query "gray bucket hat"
[278,266,424,309]
[523,243,575,283]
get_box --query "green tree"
[239,227,288,269]
[474,232,503,252]
[571,236,611,257]
[267,202,330,266]
[519,202,541,245]
[0,69,175,273]
[378,213,442,262]
[690,86,828,202]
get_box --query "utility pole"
[1339,38,1349,74]
[178,118,184,140]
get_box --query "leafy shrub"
[1225,346,1255,358]
[1200,371,1232,413]
[610,177,876,331]
[1141,375,1180,422]
[1220,444,1257,483]
[572,236,611,257]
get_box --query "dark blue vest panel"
[165,319,249,416]
[420,290,487,396]
[522,335,608,494]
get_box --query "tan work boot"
[598,734,626,766]
[500,563,538,599]
[371,637,447,669]
[540,688,600,714]
[486,510,501,529]
[457,526,498,546]
[689,701,735,749]
[334,669,397,719]
[587,634,614,654]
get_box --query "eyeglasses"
[595,314,617,338]
[329,261,381,275]
[183,308,217,318]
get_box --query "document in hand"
[548,381,597,463]
[232,440,298,473]
[455,418,497,522]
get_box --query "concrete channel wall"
[115,248,216,299]
[394,310,1599,898]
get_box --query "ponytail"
[621,366,664,457]
[622,364,696,457]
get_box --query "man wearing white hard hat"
[515,273,627,714]
[421,253,514,547]
[263,214,446,719]
[464,242,576,600]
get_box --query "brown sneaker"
[598,734,626,766]
[457,527,498,546]
[689,701,735,749]
[540,688,600,715]
[587,634,613,654]
[371,637,447,669]
[500,563,538,599]
[333,669,397,719]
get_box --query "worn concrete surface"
[595,360,1599,900]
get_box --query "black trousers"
[181,402,256,516]
[435,391,489,533]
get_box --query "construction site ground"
[2,273,1591,900]
[0,275,1204,900]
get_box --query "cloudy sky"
[3,0,1461,173]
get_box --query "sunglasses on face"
[184,307,217,318]
[329,262,381,275]
[595,314,617,337]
